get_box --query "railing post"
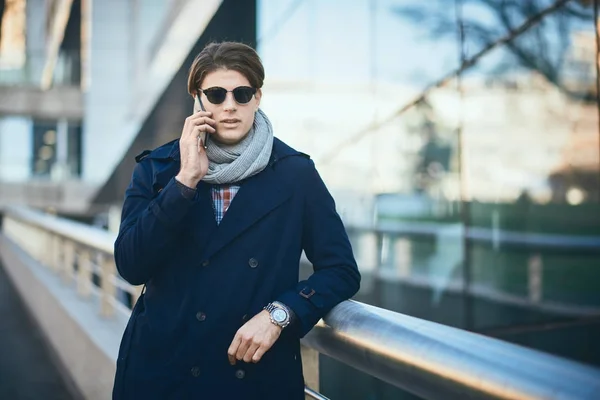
[100,255,116,317]
[302,344,320,397]
[43,231,51,268]
[46,231,55,268]
[395,237,411,278]
[77,248,91,298]
[42,229,52,266]
[528,253,543,303]
[62,240,75,284]
[51,235,61,273]
[358,231,378,272]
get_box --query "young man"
[112,41,360,399]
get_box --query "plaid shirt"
[211,185,240,224]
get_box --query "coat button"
[196,312,206,322]
[242,314,248,322]
[248,258,258,268]
[190,366,201,377]
[235,369,245,379]
[202,260,210,267]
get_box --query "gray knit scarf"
[201,108,274,184]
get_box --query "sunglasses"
[198,86,257,105]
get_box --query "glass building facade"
[257,1,600,398]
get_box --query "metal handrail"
[302,301,600,399]
[304,386,331,400]
[3,205,600,399]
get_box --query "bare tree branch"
[319,0,573,165]
[393,0,588,96]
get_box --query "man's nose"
[223,92,237,111]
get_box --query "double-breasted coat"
[112,137,361,399]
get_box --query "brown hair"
[187,42,265,95]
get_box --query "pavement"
[0,262,75,400]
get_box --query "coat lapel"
[202,165,292,260]
[190,181,218,245]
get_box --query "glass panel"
[260,0,600,398]
[67,121,82,177]
[457,0,600,332]
[31,120,58,177]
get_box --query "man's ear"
[193,95,201,113]
[254,88,262,110]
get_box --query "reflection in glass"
[259,1,599,398]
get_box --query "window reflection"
[32,119,81,179]
[260,0,600,398]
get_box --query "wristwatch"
[264,301,291,329]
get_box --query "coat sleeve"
[114,162,198,285]
[276,160,361,337]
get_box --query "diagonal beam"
[40,0,73,90]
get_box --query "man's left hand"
[227,310,282,365]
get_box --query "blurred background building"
[0,0,599,399]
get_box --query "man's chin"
[212,131,249,145]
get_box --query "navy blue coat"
[112,138,361,399]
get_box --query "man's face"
[196,68,262,145]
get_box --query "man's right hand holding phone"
[176,111,216,188]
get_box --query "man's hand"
[176,111,215,188]
[227,310,282,365]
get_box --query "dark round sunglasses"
[199,86,257,105]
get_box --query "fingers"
[192,110,212,117]
[188,112,214,127]
[193,124,215,135]
[251,346,267,363]
[189,115,216,127]
[228,334,271,365]
[183,112,215,139]
[227,335,241,365]
[186,110,212,121]
[234,334,253,363]
[241,341,261,363]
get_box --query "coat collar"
[141,138,180,161]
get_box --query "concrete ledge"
[0,86,83,119]
[0,234,127,400]
[0,181,100,215]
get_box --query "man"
[112,41,360,399]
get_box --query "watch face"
[272,309,288,323]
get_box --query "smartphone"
[196,94,210,148]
